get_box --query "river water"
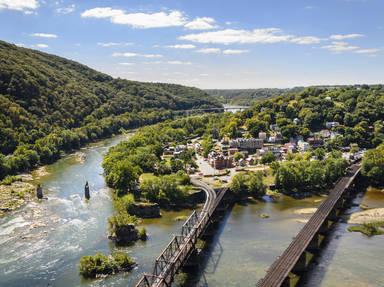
[0,132,383,287]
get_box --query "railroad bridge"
[257,163,362,287]
[135,163,361,287]
[135,179,231,287]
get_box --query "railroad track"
[257,164,361,287]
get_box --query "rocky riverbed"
[0,179,35,217]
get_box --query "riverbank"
[0,177,35,217]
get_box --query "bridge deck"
[135,179,227,287]
[257,164,361,287]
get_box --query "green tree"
[105,160,142,194]
[261,151,276,164]
[248,172,266,197]
[362,144,384,186]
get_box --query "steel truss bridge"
[135,179,228,287]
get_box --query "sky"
[0,0,383,89]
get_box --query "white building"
[298,140,310,152]
[325,122,340,129]
[258,132,267,141]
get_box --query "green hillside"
[0,40,220,179]
[205,88,304,105]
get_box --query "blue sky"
[0,0,383,88]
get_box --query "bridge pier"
[306,233,322,253]
[292,252,309,274]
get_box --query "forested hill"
[205,88,304,105]
[0,40,220,178]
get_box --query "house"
[175,145,187,152]
[298,140,310,151]
[163,146,175,155]
[238,158,246,167]
[270,124,279,131]
[320,129,331,138]
[275,132,283,142]
[283,143,296,153]
[325,121,340,129]
[258,132,267,141]
[268,136,276,143]
[307,137,324,148]
[229,138,263,152]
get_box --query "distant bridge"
[135,179,229,287]
[173,106,249,115]
[257,163,361,287]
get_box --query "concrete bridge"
[135,179,230,287]
[257,163,361,287]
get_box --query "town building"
[208,152,233,170]
[229,137,263,152]
[307,137,324,148]
[298,140,310,151]
[325,121,340,129]
[320,129,331,138]
[258,132,267,141]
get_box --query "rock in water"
[36,184,43,199]
[84,181,90,200]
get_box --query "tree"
[230,173,248,195]
[234,152,244,162]
[248,172,266,197]
[201,136,214,158]
[261,151,276,164]
[313,148,326,160]
[105,160,142,194]
[362,144,384,186]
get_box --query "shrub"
[138,227,147,241]
[79,252,135,278]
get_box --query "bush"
[0,175,22,185]
[138,227,147,241]
[79,252,135,278]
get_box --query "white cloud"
[321,41,359,52]
[179,28,320,45]
[81,7,187,29]
[196,48,221,54]
[31,33,58,38]
[354,48,380,54]
[119,62,136,66]
[329,34,364,40]
[56,4,75,14]
[321,41,379,55]
[32,43,49,49]
[167,61,192,65]
[113,52,163,58]
[167,44,196,49]
[142,61,163,64]
[223,49,249,55]
[290,36,321,44]
[0,0,38,12]
[98,42,133,47]
[184,17,217,30]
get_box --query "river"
[0,132,383,287]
